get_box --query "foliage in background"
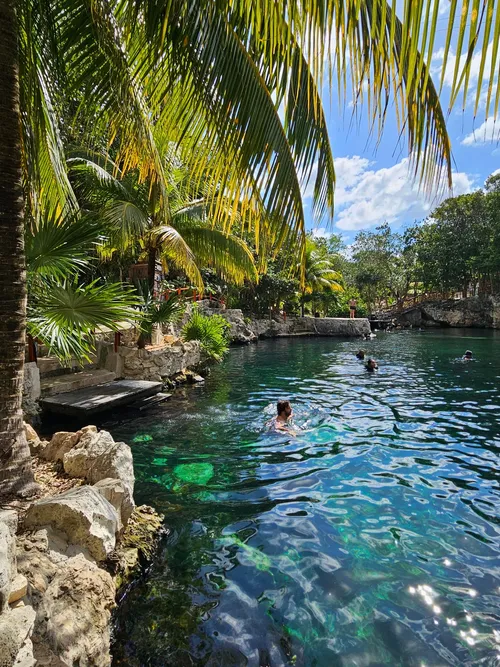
[134,282,185,349]
[340,172,500,313]
[182,310,231,362]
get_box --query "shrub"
[182,310,231,361]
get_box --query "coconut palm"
[299,240,344,316]
[69,155,259,291]
[1,0,498,495]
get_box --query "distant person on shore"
[349,299,357,319]
[462,350,473,361]
[366,358,378,372]
[356,350,365,360]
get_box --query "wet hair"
[366,358,377,367]
[465,350,473,356]
[356,350,365,359]
[277,400,291,415]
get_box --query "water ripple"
[110,331,500,666]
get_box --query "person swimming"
[366,358,378,372]
[462,350,473,361]
[356,350,365,360]
[268,399,299,435]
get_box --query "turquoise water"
[109,330,500,666]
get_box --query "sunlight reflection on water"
[109,331,500,666]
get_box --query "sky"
[303,8,500,244]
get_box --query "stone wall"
[97,340,202,381]
[195,302,371,342]
[397,296,500,329]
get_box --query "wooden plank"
[40,380,163,417]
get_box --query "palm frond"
[25,209,100,280]
[153,225,203,289]
[181,227,258,286]
[28,280,140,363]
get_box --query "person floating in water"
[462,350,473,361]
[366,358,378,372]
[269,399,299,435]
[356,350,365,360]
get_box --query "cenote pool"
[107,330,500,666]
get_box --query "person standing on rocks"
[349,299,357,319]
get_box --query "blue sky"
[303,10,500,243]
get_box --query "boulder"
[35,554,114,667]
[9,574,28,605]
[23,486,119,562]
[63,430,135,525]
[0,605,36,667]
[0,513,17,612]
[42,431,80,463]
[93,478,132,530]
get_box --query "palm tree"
[299,240,343,316]
[69,155,259,291]
[1,0,498,495]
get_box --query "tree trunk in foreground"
[0,0,37,496]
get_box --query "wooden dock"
[40,380,163,417]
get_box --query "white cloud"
[332,155,474,231]
[432,42,493,91]
[461,117,500,145]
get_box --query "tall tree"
[0,0,36,495]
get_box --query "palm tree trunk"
[0,0,37,497]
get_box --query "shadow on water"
[107,331,500,666]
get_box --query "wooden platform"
[40,380,163,417]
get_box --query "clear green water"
[108,330,500,666]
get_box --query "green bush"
[182,310,231,361]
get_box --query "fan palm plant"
[299,240,343,316]
[26,209,140,362]
[1,0,499,495]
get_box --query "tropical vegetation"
[182,310,231,362]
[1,0,499,495]
[341,173,500,312]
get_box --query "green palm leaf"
[180,227,258,286]
[25,209,100,280]
[28,280,139,363]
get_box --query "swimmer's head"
[464,350,473,360]
[277,399,292,418]
[366,358,378,371]
[356,350,365,360]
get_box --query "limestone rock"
[0,605,36,667]
[0,510,18,537]
[35,554,115,667]
[93,478,132,530]
[42,431,80,463]
[0,515,17,612]
[24,486,119,562]
[24,423,38,443]
[9,574,28,605]
[63,430,135,524]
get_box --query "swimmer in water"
[366,358,378,372]
[462,349,473,361]
[356,350,365,360]
[268,399,299,435]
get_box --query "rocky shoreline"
[0,425,163,666]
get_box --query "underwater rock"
[173,462,214,486]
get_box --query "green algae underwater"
[109,331,500,666]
